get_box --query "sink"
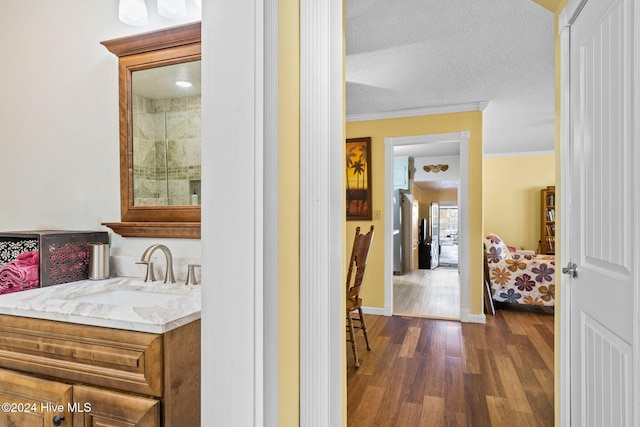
[68,289,182,307]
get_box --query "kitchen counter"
[0,277,201,333]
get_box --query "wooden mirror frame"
[101,22,201,239]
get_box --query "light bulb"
[158,0,187,19]
[119,0,149,26]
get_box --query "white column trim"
[263,0,279,425]
[383,138,395,317]
[634,3,640,427]
[457,131,471,322]
[559,10,572,427]
[634,3,640,426]
[300,0,344,426]
[200,1,266,425]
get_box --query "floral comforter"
[484,233,555,307]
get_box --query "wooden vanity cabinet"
[0,368,72,427]
[73,385,159,427]
[0,315,200,427]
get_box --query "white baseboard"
[361,306,386,316]
[467,313,486,324]
[459,308,486,323]
[384,302,393,316]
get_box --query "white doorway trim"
[299,0,344,426]
[558,3,576,424]
[384,131,474,322]
[200,0,268,425]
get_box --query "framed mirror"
[101,23,201,238]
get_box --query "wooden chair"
[346,225,375,368]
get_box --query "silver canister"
[88,243,110,280]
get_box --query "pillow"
[484,233,513,263]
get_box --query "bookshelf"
[540,186,555,254]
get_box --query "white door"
[564,0,636,424]
[430,202,439,268]
[411,200,420,269]
[401,194,413,272]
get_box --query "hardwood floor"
[393,268,460,320]
[347,307,554,427]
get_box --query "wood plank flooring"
[393,268,460,320]
[347,307,554,427]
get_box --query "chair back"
[346,226,375,302]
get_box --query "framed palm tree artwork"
[346,137,372,220]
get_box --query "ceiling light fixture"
[118,0,149,26]
[119,0,201,26]
[175,80,193,88]
[158,0,187,19]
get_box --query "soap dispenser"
[191,190,199,205]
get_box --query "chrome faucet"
[139,244,176,283]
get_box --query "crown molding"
[101,22,201,57]
[346,101,489,123]
[483,149,555,158]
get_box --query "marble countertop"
[0,277,201,334]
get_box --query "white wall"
[0,2,203,273]
[413,155,461,182]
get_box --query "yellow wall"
[532,0,564,12]
[346,111,485,315]
[279,0,300,424]
[483,154,555,251]
[415,186,458,220]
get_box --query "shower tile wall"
[133,94,201,206]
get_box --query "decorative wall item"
[423,164,449,173]
[346,137,372,220]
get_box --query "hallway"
[393,268,460,320]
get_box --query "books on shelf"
[545,236,555,253]
[546,208,555,221]
[546,192,555,206]
[541,187,556,254]
[545,223,555,236]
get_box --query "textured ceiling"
[346,0,556,156]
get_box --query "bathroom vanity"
[0,278,201,426]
